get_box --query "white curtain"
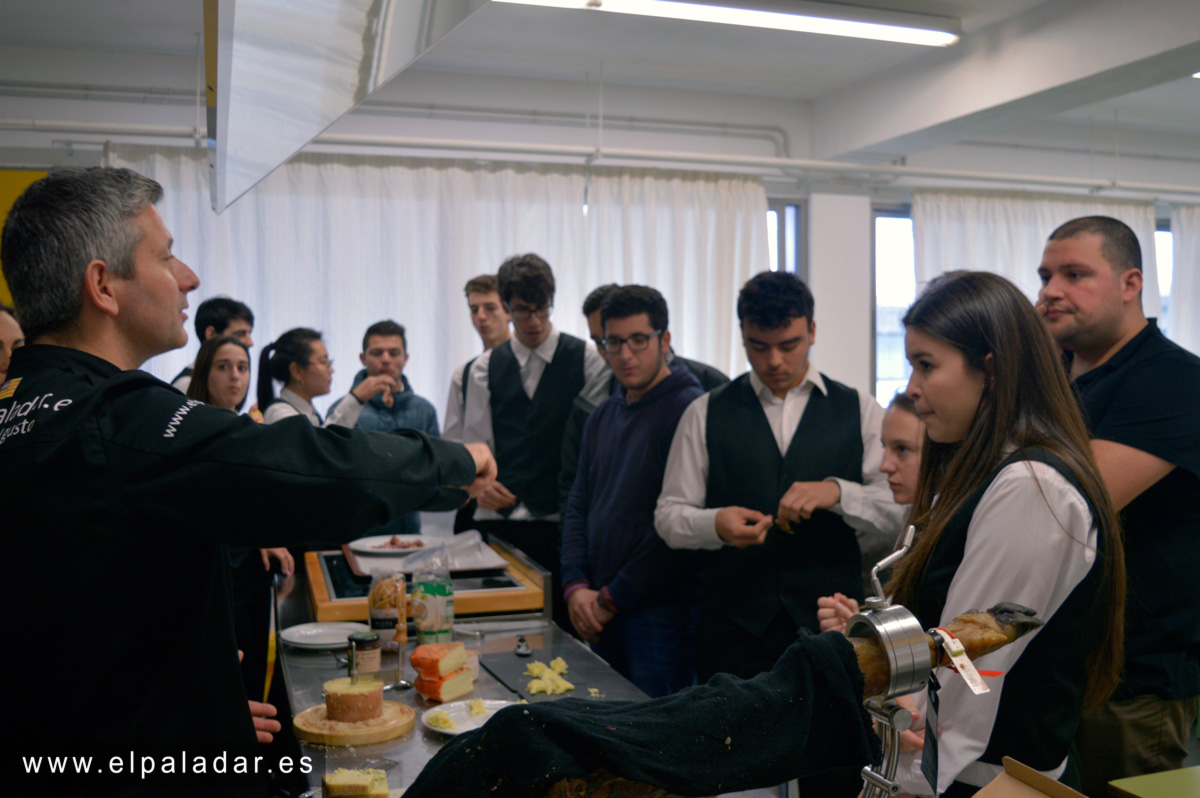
[1169,205,1200,355]
[911,190,1161,315]
[104,144,767,418]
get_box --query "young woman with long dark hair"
[186,334,252,412]
[886,271,1124,796]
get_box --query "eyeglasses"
[508,303,552,321]
[601,331,663,354]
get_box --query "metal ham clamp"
[849,523,1046,796]
[845,526,1044,797]
[846,525,927,798]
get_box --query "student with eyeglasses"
[458,253,607,630]
[655,270,903,682]
[561,285,706,696]
[558,285,730,522]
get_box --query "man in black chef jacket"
[0,167,495,796]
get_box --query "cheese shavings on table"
[426,710,457,731]
[524,658,575,695]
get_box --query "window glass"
[1155,230,1173,336]
[767,209,779,270]
[875,215,916,405]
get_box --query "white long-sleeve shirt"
[262,386,364,429]
[892,460,1098,795]
[655,366,901,549]
[442,361,469,442]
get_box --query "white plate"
[421,699,517,736]
[279,622,370,649]
[349,534,443,557]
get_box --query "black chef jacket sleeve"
[99,371,477,547]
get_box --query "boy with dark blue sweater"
[562,286,704,697]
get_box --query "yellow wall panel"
[0,170,49,306]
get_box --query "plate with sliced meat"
[349,534,443,556]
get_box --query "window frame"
[872,204,913,405]
[767,198,805,278]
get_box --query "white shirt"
[654,366,901,549]
[262,386,365,429]
[443,361,469,442]
[893,461,1098,795]
[460,326,607,520]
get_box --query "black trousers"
[474,519,571,635]
[229,547,272,702]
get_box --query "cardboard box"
[972,757,1086,798]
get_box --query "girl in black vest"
[885,271,1124,797]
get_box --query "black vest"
[460,356,478,405]
[171,365,193,386]
[704,373,864,636]
[914,448,1105,771]
[489,335,586,518]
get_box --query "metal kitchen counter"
[275,557,782,797]
[275,560,648,794]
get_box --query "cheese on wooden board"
[322,767,388,796]
[324,677,383,723]
[414,667,474,703]
[410,642,467,679]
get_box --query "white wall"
[806,193,874,395]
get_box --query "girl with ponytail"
[259,327,395,427]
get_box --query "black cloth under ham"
[405,630,881,798]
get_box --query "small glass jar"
[347,631,382,680]
[368,572,407,651]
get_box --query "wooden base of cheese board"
[293,701,415,746]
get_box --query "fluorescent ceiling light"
[1194,71,1200,78]
[494,0,961,47]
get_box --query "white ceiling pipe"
[4,119,1198,198]
[316,134,1200,197]
[0,120,197,137]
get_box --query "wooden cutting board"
[293,701,415,745]
[307,546,545,622]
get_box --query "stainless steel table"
[275,565,781,797]
[279,620,642,793]
[275,559,654,794]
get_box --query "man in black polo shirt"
[656,271,902,681]
[459,255,607,626]
[1037,215,1200,793]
